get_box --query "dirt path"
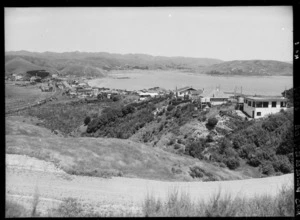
[6,154,293,216]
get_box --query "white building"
[200,88,230,105]
[138,92,158,100]
[243,96,288,119]
[176,86,196,98]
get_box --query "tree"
[281,88,293,104]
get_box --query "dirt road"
[6,154,293,216]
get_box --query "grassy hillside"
[6,116,246,181]
[5,57,46,75]
[20,91,293,178]
[201,60,292,76]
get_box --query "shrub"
[189,166,204,178]
[174,144,181,150]
[84,116,91,125]
[159,123,164,131]
[238,144,256,159]
[272,155,293,174]
[248,157,261,167]
[186,139,206,159]
[112,95,120,102]
[225,157,240,170]
[218,138,233,154]
[167,105,175,112]
[206,134,214,143]
[207,117,218,128]
[261,162,275,175]
[219,162,226,168]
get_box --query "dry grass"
[6,128,244,181]
[142,184,294,217]
[6,184,294,217]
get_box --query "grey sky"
[5,7,293,61]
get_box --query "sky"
[5,7,293,62]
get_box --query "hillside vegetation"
[19,88,294,179]
[6,116,246,181]
[201,60,292,76]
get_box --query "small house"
[190,90,203,101]
[77,88,93,96]
[243,96,288,119]
[200,88,230,105]
[176,86,196,99]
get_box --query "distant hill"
[5,57,46,75]
[200,60,292,76]
[5,51,292,77]
[5,51,223,77]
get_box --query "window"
[263,102,268,108]
[256,102,263,108]
[257,112,261,116]
[245,99,248,104]
[281,102,286,107]
[272,102,276,108]
[248,101,251,106]
[252,101,255,107]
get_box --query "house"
[138,92,158,101]
[190,90,203,101]
[30,76,42,83]
[62,81,73,90]
[12,74,23,81]
[92,87,99,96]
[176,86,196,99]
[52,74,58,78]
[200,88,230,105]
[77,88,93,96]
[243,96,288,119]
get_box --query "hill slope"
[5,116,247,181]
[5,57,45,75]
[201,60,292,76]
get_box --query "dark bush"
[84,116,91,125]
[225,157,240,170]
[186,139,206,159]
[189,166,204,178]
[248,157,261,167]
[121,105,135,115]
[273,156,293,174]
[111,95,121,102]
[238,144,256,159]
[206,134,214,142]
[261,162,275,175]
[207,117,218,128]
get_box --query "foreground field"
[6,154,293,217]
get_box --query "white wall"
[244,99,287,119]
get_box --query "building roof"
[201,88,230,99]
[177,86,196,93]
[191,90,203,95]
[245,96,288,101]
